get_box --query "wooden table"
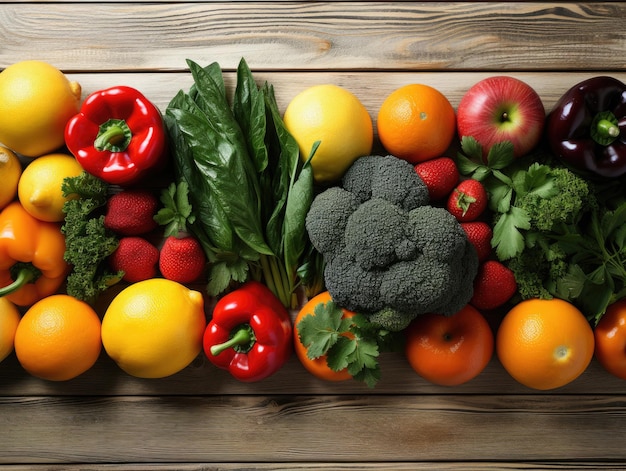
[1,1,626,469]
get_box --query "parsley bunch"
[456,136,626,323]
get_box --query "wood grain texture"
[0,3,623,72]
[2,395,626,464]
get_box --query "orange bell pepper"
[0,201,69,306]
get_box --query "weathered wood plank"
[1,395,626,463]
[2,463,626,471]
[0,3,623,72]
[64,70,626,113]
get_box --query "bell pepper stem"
[94,119,132,152]
[210,324,255,356]
[597,118,620,139]
[0,265,39,297]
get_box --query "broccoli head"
[306,155,479,326]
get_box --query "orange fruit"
[14,294,102,381]
[496,298,594,390]
[377,84,456,164]
[0,297,21,363]
[404,305,494,386]
[293,291,354,382]
[593,299,626,380]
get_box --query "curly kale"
[62,171,123,305]
[305,155,479,330]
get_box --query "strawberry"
[414,156,459,201]
[109,236,159,283]
[460,221,493,262]
[470,260,517,310]
[104,189,159,236]
[446,178,487,222]
[159,234,206,284]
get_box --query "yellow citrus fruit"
[496,298,594,390]
[17,153,84,222]
[283,84,373,183]
[0,146,22,211]
[377,84,456,163]
[101,279,207,378]
[0,61,82,158]
[0,298,21,363]
[14,294,102,381]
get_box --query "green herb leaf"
[154,182,195,237]
[207,259,250,297]
[486,140,515,169]
[492,206,531,260]
[296,301,351,360]
[459,135,484,161]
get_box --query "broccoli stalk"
[61,171,123,305]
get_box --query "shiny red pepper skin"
[65,86,167,186]
[203,281,293,382]
[547,76,626,178]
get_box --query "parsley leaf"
[492,206,531,260]
[297,301,350,360]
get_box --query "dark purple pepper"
[547,76,626,178]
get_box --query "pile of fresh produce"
[0,58,625,392]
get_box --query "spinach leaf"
[183,60,272,256]
[234,58,268,174]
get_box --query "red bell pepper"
[65,86,167,186]
[203,281,293,382]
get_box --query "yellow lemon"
[14,294,102,381]
[17,153,84,222]
[0,298,21,363]
[0,146,22,211]
[0,60,82,157]
[283,84,373,183]
[101,279,207,379]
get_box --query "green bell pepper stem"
[0,264,40,297]
[94,119,132,152]
[596,118,620,139]
[210,324,255,356]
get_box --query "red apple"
[456,76,545,159]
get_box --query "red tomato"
[594,299,626,380]
[293,291,354,382]
[405,305,494,386]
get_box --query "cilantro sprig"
[296,301,400,388]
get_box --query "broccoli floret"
[342,154,430,210]
[306,155,479,328]
[518,166,596,232]
[306,187,359,259]
[506,238,569,300]
[345,198,413,270]
[368,306,418,332]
